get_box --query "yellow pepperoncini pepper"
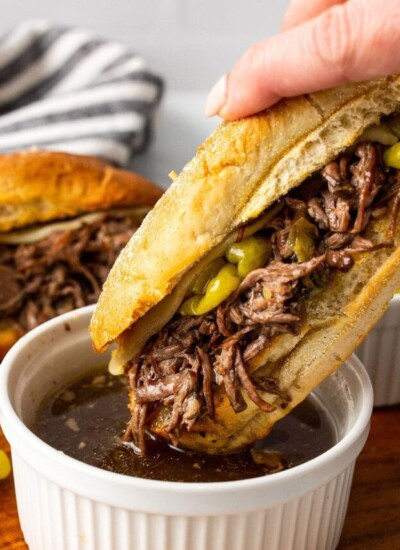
[190,258,226,295]
[225,236,272,277]
[289,216,317,262]
[180,264,241,315]
[0,449,11,480]
[384,142,400,169]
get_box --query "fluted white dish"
[356,295,400,406]
[0,305,373,550]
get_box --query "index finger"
[282,0,348,31]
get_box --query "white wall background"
[0,0,291,91]
[0,1,292,184]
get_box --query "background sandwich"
[0,150,162,360]
[90,76,400,454]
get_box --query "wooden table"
[1,406,399,549]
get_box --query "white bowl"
[356,295,400,406]
[0,305,373,550]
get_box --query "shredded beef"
[0,265,22,310]
[0,214,137,335]
[127,142,400,450]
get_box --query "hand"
[205,0,400,120]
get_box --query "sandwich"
[90,76,400,454]
[0,150,163,360]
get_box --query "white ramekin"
[0,305,373,550]
[355,295,400,406]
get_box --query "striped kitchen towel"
[0,20,164,166]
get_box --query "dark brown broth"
[32,369,336,482]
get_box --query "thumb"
[205,0,400,120]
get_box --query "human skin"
[205,0,400,119]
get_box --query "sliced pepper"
[289,216,317,262]
[179,295,202,315]
[190,258,226,295]
[0,449,11,480]
[225,236,272,277]
[180,264,241,315]
[384,142,400,168]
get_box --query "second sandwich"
[0,150,162,360]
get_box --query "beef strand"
[0,214,137,335]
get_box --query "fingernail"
[205,74,228,117]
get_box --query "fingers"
[205,0,400,120]
[282,0,347,31]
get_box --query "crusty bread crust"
[0,150,163,232]
[90,75,400,351]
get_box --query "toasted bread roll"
[0,150,163,232]
[90,76,400,453]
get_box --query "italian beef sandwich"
[90,76,400,454]
[0,150,162,360]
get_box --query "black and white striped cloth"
[0,20,164,166]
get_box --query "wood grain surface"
[1,406,399,550]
